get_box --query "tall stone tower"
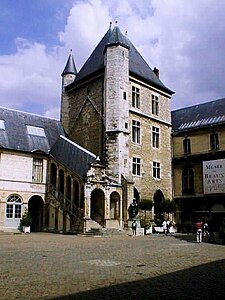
[60,23,174,226]
[61,50,77,134]
[104,25,130,182]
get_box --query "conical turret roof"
[62,50,77,76]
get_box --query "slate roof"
[61,51,77,76]
[50,135,96,178]
[172,97,225,132]
[0,107,65,154]
[67,25,173,95]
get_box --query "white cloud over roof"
[0,0,225,118]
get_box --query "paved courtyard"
[0,232,225,300]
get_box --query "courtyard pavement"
[0,232,225,300]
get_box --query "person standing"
[131,220,137,236]
[195,219,203,243]
[162,219,167,236]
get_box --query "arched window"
[66,176,72,200]
[6,195,22,219]
[59,170,64,194]
[50,163,57,187]
[182,168,194,195]
[74,180,79,207]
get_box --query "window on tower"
[132,157,141,176]
[152,126,160,148]
[132,120,140,144]
[153,161,161,179]
[152,95,159,115]
[132,86,140,108]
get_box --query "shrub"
[20,209,32,227]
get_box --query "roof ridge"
[0,106,59,121]
[60,135,96,158]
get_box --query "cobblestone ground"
[0,232,225,300]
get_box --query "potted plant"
[20,208,32,233]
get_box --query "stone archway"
[110,192,120,220]
[28,196,44,232]
[154,190,165,215]
[91,189,105,225]
[134,187,140,204]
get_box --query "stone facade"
[0,150,47,231]
[61,25,173,229]
[172,105,225,229]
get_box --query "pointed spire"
[106,24,129,50]
[61,49,77,76]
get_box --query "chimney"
[153,67,159,78]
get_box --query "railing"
[47,184,84,232]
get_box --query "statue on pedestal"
[129,198,138,219]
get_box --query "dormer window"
[26,125,46,137]
[0,120,5,130]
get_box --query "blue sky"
[1,0,225,119]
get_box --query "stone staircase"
[79,226,129,237]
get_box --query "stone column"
[104,187,110,220]
[84,183,91,219]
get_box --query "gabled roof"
[50,135,96,178]
[67,25,173,95]
[0,107,65,154]
[61,51,77,76]
[172,97,225,132]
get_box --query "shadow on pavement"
[173,233,223,245]
[50,259,225,300]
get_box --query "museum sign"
[203,159,225,194]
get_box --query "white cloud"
[1,0,225,119]
[0,38,63,118]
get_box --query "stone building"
[0,107,96,233]
[172,97,225,230]
[0,23,173,233]
[61,23,174,230]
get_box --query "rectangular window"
[15,205,22,218]
[27,125,46,137]
[123,91,126,100]
[132,157,141,176]
[132,86,140,108]
[153,161,160,179]
[132,120,140,144]
[6,204,13,218]
[210,133,219,150]
[183,138,191,154]
[152,95,159,115]
[33,158,43,182]
[152,126,159,148]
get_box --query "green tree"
[20,209,33,227]
[159,199,176,218]
[139,199,153,234]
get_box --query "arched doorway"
[91,189,105,225]
[28,196,44,232]
[134,187,140,204]
[210,203,225,231]
[154,190,165,215]
[110,192,120,220]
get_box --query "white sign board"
[203,159,225,194]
